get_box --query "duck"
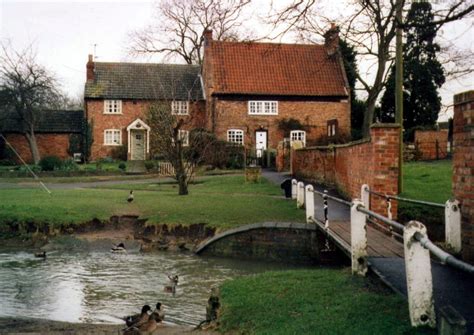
[111,242,127,253]
[164,274,179,294]
[34,251,46,258]
[127,190,134,203]
[123,312,161,335]
[123,304,151,328]
[152,302,165,322]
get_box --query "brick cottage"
[84,25,350,161]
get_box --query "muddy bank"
[0,317,217,335]
[0,216,216,252]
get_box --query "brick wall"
[414,129,448,160]
[452,90,474,264]
[86,99,206,161]
[212,98,350,150]
[5,133,72,163]
[292,124,400,217]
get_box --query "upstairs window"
[171,101,189,115]
[327,119,338,138]
[290,130,306,147]
[104,100,122,114]
[227,129,244,145]
[178,130,189,147]
[248,101,278,115]
[104,129,121,146]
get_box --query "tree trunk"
[362,92,378,137]
[177,170,188,195]
[24,131,41,164]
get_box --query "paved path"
[262,168,474,332]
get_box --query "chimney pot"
[203,29,213,46]
[324,24,340,56]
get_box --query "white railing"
[158,161,175,176]
[290,178,473,329]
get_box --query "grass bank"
[0,175,302,231]
[399,160,452,240]
[218,269,434,335]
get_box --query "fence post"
[445,199,461,253]
[351,200,368,276]
[403,221,436,328]
[361,184,370,210]
[305,184,315,223]
[291,179,297,199]
[297,181,305,209]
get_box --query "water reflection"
[0,250,303,325]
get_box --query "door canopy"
[127,118,150,154]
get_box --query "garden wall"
[4,133,72,163]
[292,124,400,217]
[414,129,448,160]
[453,90,474,264]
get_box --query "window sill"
[104,143,122,146]
[103,112,123,115]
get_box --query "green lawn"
[402,159,452,203]
[219,269,434,335]
[0,175,302,230]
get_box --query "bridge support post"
[291,179,297,199]
[351,200,368,276]
[297,182,305,208]
[445,199,461,253]
[305,184,314,223]
[361,184,370,210]
[404,221,436,328]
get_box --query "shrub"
[144,160,155,171]
[39,156,63,171]
[62,158,79,171]
[118,162,126,171]
[111,145,127,161]
[0,159,16,166]
[18,164,41,173]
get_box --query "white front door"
[255,131,267,158]
[131,130,146,160]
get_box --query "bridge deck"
[326,220,404,258]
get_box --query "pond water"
[0,248,301,326]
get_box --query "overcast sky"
[0,0,472,121]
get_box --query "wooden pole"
[395,0,404,193]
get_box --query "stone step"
[126,160,146,174]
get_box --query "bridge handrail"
[311,189,352,207]
[366,188,445,208]
[414,232,474,274]
[356,204,405,232]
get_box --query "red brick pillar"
[453,90,474,263]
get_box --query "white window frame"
[171,100,189,115]
[290,130,306,147]
[248,101,278,115]
[104,100,122,114]
[227,129,244,145]
[104,129,122,146]
[178,129,189,147]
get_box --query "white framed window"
[227,129,244,145]
[248,101,278,115]
[327,119,338,137]
[171,101,189,115]
[290,130,306,147]
[104,100,122,114]
[104,129,121,146]
[178,130,189,147]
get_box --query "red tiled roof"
[209,41,348,97]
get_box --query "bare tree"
[129,0,251,64]
[0,43,62,163]
[270,0,474,137]
[147,102,214,195]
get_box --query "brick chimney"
[203,29,213,46]
[324,23,340,56]
[86,54,95,81]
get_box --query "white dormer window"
[248,101,278,115]
[172,101,189,115]
[290,130,306,147]
[104,100,122,114]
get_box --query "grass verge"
[218,269,435,335]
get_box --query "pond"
[0,248,301,326]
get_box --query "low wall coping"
[297,137,370,151]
